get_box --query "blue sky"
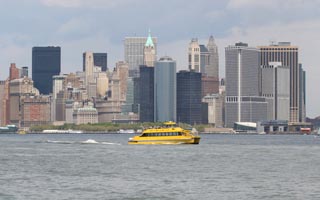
[1,0,320,117]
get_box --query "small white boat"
[117,129,135,134]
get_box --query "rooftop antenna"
[269,39,276,46]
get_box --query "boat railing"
[190,128,199,136]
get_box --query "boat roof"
[163,121,176,125]
[144,127,183,133]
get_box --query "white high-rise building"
[83,52,97,98]
[84,52,94,85]
[188,36,219,78]
[225,42,268,128]
[188,38,200,72]
[261,62,290,120]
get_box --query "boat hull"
[128,136,200,145]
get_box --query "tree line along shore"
[29,122,213,133]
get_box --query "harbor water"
[1,134,320,199]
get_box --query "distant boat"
[0,125,18,134]
[42,129,83,134]
[117,129,135,134]
[18,130,26,134]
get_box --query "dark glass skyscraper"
[139,66,154,122]
[177,71,202,125]
[32,47,61,94]
[82,52,108,71]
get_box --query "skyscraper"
[52,75,66,121]
[200,44,209,74]
[83,51,96,98]
[299,64,306,122]
[188,36,219,78]
[115,61,129,102]
[225,42,267,128]
[144,30,156,67]
[260,62,290,120]
[32,46,61,94]
[139,66,154,122]
[124,32,157,76]
[258,42,300,122]
[188,39,200,72]
[154,56,176,122]
[177,71,202,125]
[83,52,108,72]
[206,36,219,78]
[121,77,134,113]
[84,52,94,85]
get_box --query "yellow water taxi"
[18,130,26,135]
[128,121,200,145]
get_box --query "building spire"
[145,29,154,47]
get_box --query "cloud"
[227,0,275,9]
[227,0,320,10]
[56,17,96,39]
[40,0,138,8]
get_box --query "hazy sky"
[0,0,319,117]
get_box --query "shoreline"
[16,131,318,135]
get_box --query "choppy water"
[1,134,320,200]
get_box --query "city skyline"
[0,0,319,117]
